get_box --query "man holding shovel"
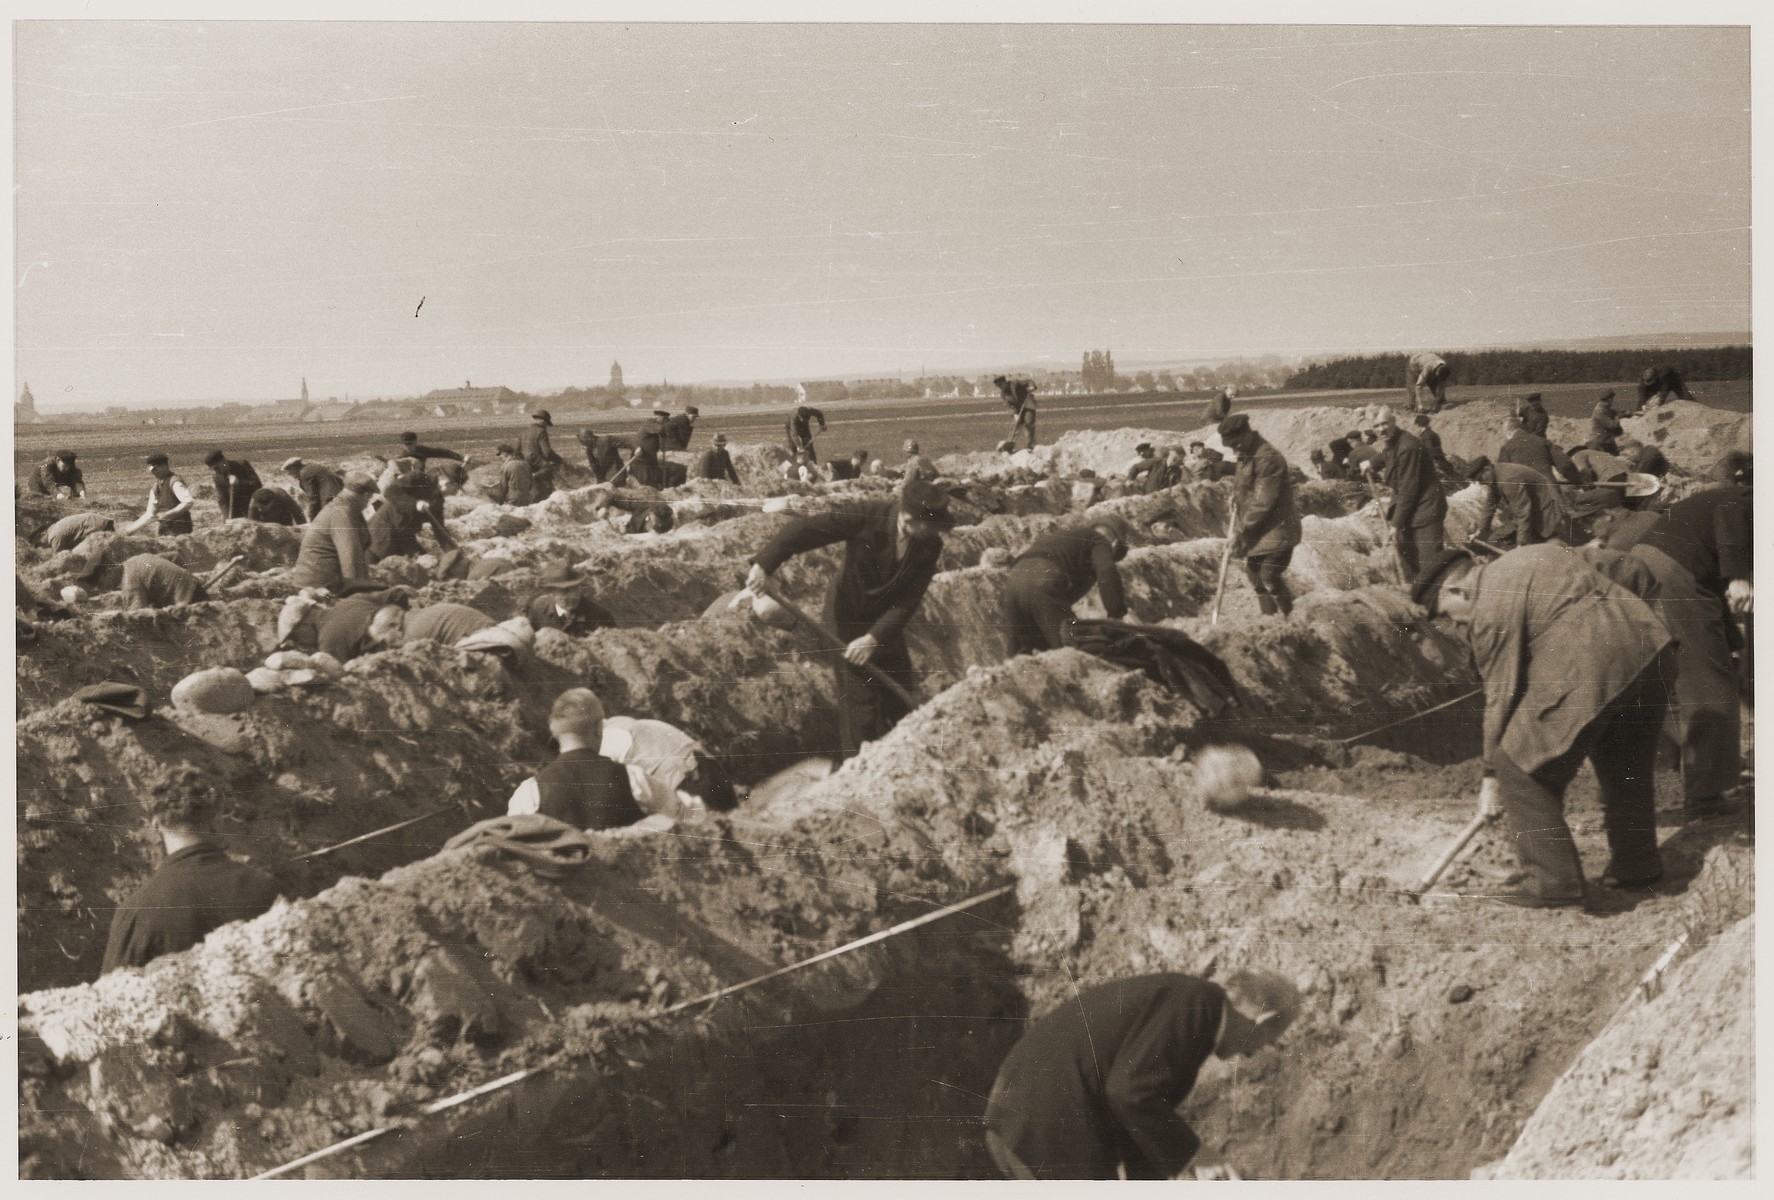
[1219,415,1300,617]
[746,477,955,758]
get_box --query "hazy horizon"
[15,22,1751,412]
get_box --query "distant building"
[301,402,360,423]
[798,381,848,405]
[16,381,41,424]
[609,361,625,398]
[419,380,522,414]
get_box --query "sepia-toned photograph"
[11,15,1754,1181]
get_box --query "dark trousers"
[1009,410,1037,450]
[1396,518,1445,582]
[1003,560,1075,656]
[1491,654,1671,897]
[832,644,914,759]
[157,513,194,536]
[1244,547,1294,616]
[1631,546,1742,805]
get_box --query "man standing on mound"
[747,478,955,758]
[983,970,1300,1180]
[1413,544,1674,908]
[1220,414,1300,617]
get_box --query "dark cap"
[145,453,169,466]
[54,449,77,461]
[203,449,227,466]
[1411,548,1477,614]
[899,478,956,529]
[686,406,699,416]
[1598,390,1616,403]
[531,410,552,424]
[712,432,728,445]
[1717,450,1752,487]
[653,408,670,418]
[400,431,418,442]
[1217,414,1252,440]
[1523,392,1543,405]
[495,442,516,456]
[1135,442,1153,454]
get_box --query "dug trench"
[18,406,1753,1178]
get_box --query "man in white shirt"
[123,454,196,536]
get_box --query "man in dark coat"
[1004,516,1130,655]
[505,689,644,830]
[786,401,827,463]
[1415,544,1675,906]
[32,450,87,499]
[398,431,464,467]
[828,448,870,481]
[490,444,535,506]
[120,554,208,609]
[1588,391,1623,455]
[518,409,567,499]
[983,970,1300,1180]
[284,457,343,522]
[523,561,616,635]
[1220,415,1301,617]
[102,782,282,975]
[1598,454,1751,817]
[1370,408,1446,581]
[617,432,667,489]
[1466,458,1564,549]
[316,590,407,662]
[695,432,742,483]
[578,429,634,483]
[994,375,1039,449]
[367,460,453,561]
[1514,392,1549,436]
[1205,385,1235,424]
[41,511,115,553]
[748,478,955,757]
[1411,413,1455,477]
[203,449,262,520]
[246,486,307,526]
[1637,364,1693,409]
[660,406,699,452]
[1497,419,1580,484]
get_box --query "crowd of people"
[20,360,1753,1181]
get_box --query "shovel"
[735,582,921,712]
[200,555,246,591]
[1210,500,1238,625]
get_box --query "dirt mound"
[1486,910,1754,1179]
[1619,399,1749,477]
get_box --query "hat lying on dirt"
[455,616,535,666]
[72,682,151,720]
[443,813,593,877]
[535,560,582,589]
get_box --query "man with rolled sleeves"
[102,781,282,975]
[121,454,196,537]
[983,970,1300,1180]
[747,477,954,758]
[1414,543,1675,906]
[1003,515,1131,656]
[1220,414,1301,617]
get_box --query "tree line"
[1284,346,1752,391]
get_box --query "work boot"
[1684,794,1744,821]
[1473,871,1583,910]
[1598,870,1664,892]
[1256,595,1278,617]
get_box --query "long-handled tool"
[1413,811,1491,896]
[1209,500,1238,625]
[199,554,246,591]
[745,582,921,712]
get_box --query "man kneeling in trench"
[983,970,1300,1180]
[1002,513,1130,655]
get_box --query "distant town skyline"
[15,22,1751,411]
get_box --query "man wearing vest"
[506,689,645,830]
[123,454,196,536]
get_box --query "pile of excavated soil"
[1485,910,1754,1180]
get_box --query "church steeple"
[300,376,310,404]
[16,381,38,423]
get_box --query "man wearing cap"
[1320,439,1354,481]
[1586,391,1624,456]
[1406,351,1450,413]
[1125,443,1159,484]
[368,459,455,561]
[122,454,196,536]
[747,477,954,757]
[902,439,939,483]
[203,449,262,520]
[120,553,209,609]
[398,430,464,467]
[290,473,376,591]
[506,689,645,831]
[594,491,675,535]
[1003,516,1131,656]
[1413,544,1674,906]
[695,433,742,484]
[284,457,344,522]
[1466,458,1565,549]
[1369,408,1446,581]
[1411,413,1455,478]
[661,406,699,452]
[786,400,827,463]
[32,450,87,499]
[523,562,616,635]
[1342,430,1381,479]
[1514,392,1550,437]
[1219,415,1301,617]
[490,444,535,506]
[519,410,567,499]
[995,375,1039,450]
[1597,452,1752,819]
[246,486,307,526]
[1497,416,1580,484]
[983,970,1300,1180]
[1637,364,1692,410]
[102,777,283,976]
[577,428,633,483]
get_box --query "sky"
[12,21,1752,410]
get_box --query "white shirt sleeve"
[507,776,540,816]
[170,477,194,504]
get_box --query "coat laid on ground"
[1465,544,1674,899]
[1004,526,1128,655]
[404,602,495,646]
[101,841,281,975]
[506,748,645,831]
[753,497,942,756]
[211,458,262,519]
[1062,621,1238,718]
[32,455,87,497]
[120,554,208,609]
[983,973,1227,1180]
[246,487,306,526]
[290,493,371,591]
[1378,428,1447,580]
[1475,462,1565,547]
[1498,429,1579,484]
[41,511,114,553]
[695,447,741,484]
[297,463,343,522]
